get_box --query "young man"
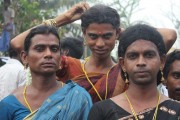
[10,3,177,103]
[88,24,180,120]
[0,26,92,119]
[163,49,180,101]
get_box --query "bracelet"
[42,19,58,28]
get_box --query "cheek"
[167,78,177,89]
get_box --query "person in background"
[88,24,180,120]
[0,0,15,52]
[163,49,180,101]
[0,25,92,119]
[61,37,84,59]
[0,58,6,67]
[10,2,177,103]
[0,46,25,101]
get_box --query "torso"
[12,82,63,112]
[88,98,180,120]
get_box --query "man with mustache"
[163,49,180,101]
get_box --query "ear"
[119,57,125,70]
[20,50,28,67]
[116,28,121,39]
[160,54,166,69]
[82,28,86,36]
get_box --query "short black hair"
[24,25,60,54]
[163,49,180,79]
[118,24,166,57]
[8,45,18,58]
[81,4,120,30]
[61,37,84,59]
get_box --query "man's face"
[83,23,119,59]
[121,40,164,86]
[25,34,61,75]
[167,60,180,100]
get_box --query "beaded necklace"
[23,82,64,112]
[124,91,161,120]
[82,57,115,101]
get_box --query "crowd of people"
[0,1,179,120]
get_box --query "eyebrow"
[87,32,114,35]
[126,50,157,54]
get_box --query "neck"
[127,83,158,101]
[89,55,115,68]
[30,73,58,91]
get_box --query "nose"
[44,48,52,58]
[96,38,105,47]
[136,56,146,67]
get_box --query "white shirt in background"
[0,58,26,101]
[157,83,169,97]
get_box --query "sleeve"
[0,101,11,120]
[88,102,104,120]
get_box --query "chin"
[133,79,153,86]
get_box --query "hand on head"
[63,2,89,22]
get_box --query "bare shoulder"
[111,93,127,108]
[12,86,25,102]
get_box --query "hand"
[63,2,89,22]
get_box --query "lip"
[175,88,180,93]
[135,71,149,76]
[41,62,56,67]
[94,49,107,54]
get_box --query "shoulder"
[0,95,18,115]
[88,99,117,120]
[12,86,24,100]
[92,99,116,111]
[160,99,180,113]
[69,81,92,100]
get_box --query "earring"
[84,41,86,46]
[123,70,129,84]
[24,63,28,69]
[160,68,165,82]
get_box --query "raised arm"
[10,2,89,53]
[157,28,177,53]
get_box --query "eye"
[127,53,137,59]
[145,52,155,58]
[35,46,44,52]
[173,73,180,79]
[88,34,98,40]
[51,46,59,52]
[102,33,113,39]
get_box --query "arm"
[10,2,89,53]
[157,28,177,53]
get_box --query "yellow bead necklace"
[124,91,161,120]
[82,57,115,101]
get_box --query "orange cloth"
[56,56,125,103]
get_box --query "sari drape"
[56,56,125,103]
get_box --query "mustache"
[175,87,180,91]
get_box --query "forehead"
[30,34,60,46]
[170,60,180,72]
[86,23,115,34]
[125,39,158,53]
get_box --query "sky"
[92,0,180,49]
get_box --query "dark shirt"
[88,99,180,120]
